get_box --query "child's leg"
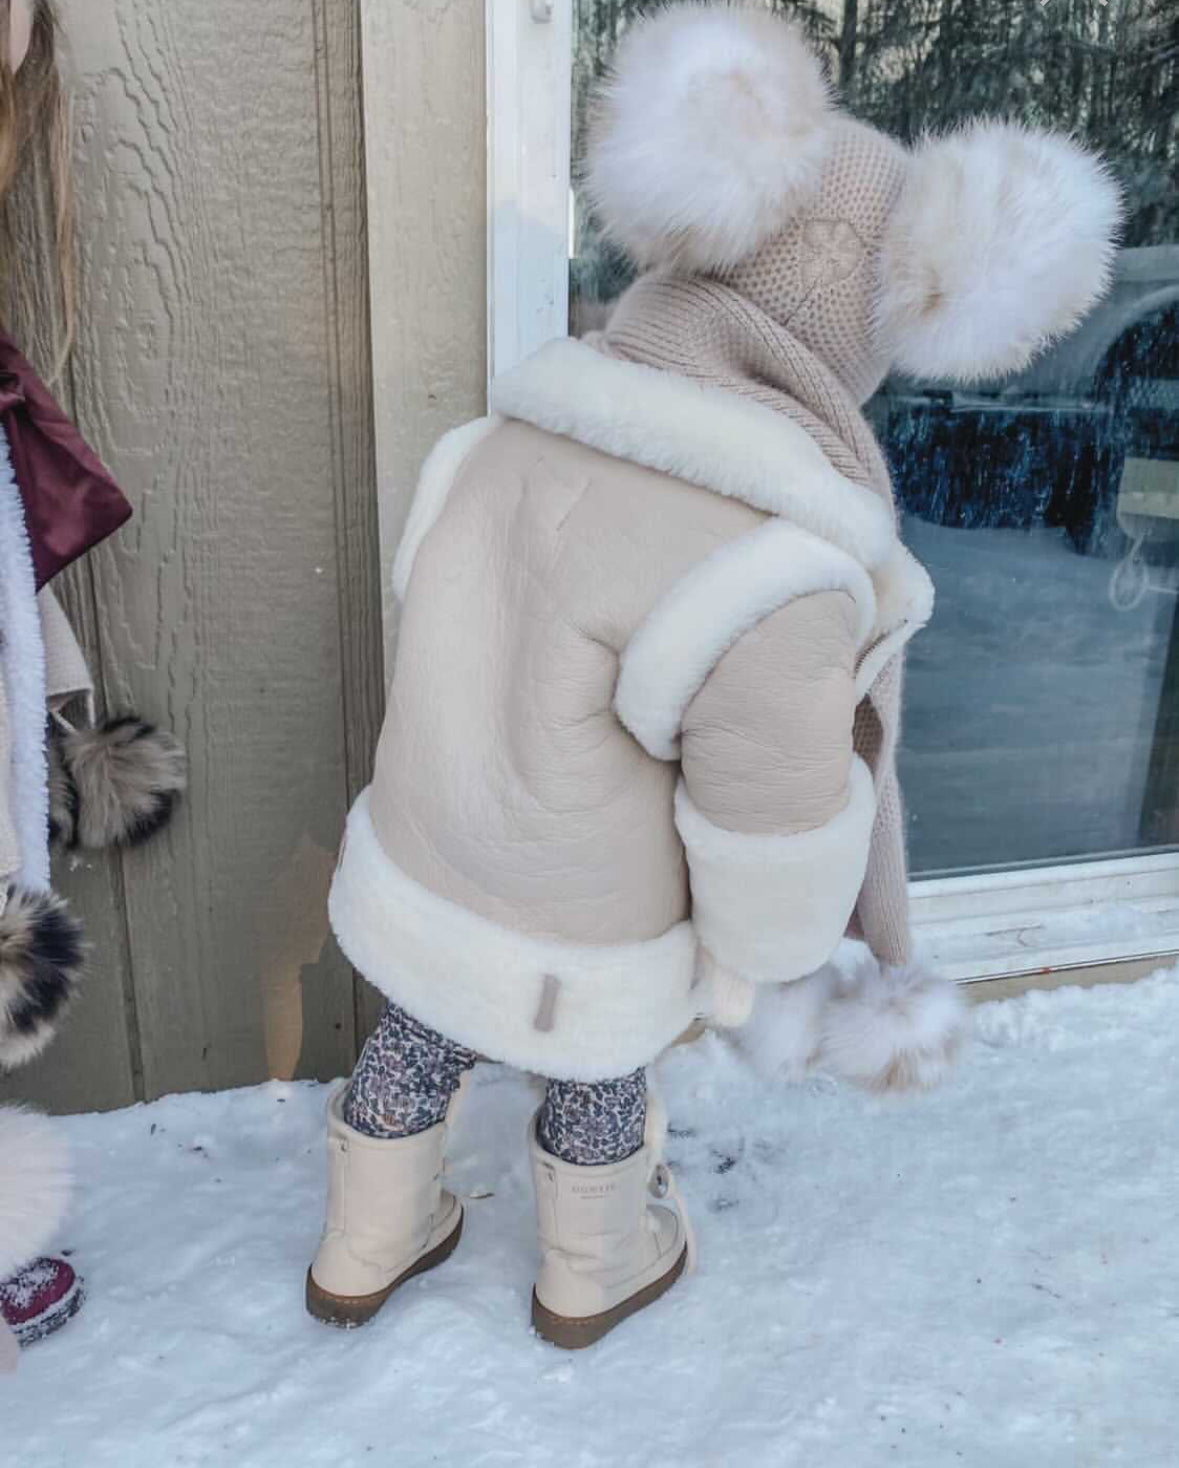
[537,1070,647,1166]
[344,1001,477,1140]
[528,1068,691,1348]
[348,1003,646,1162]
[308,1000,472,1327]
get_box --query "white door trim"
[486,0,572,386]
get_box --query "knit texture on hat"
[718,118,908,406]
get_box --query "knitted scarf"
[597,273,914,967]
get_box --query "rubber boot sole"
[305,1209,464,1329]
[531,1243,688,1350]
[11,1276,85,1347]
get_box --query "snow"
[8,967,1179,1467]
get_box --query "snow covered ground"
[7,967,1179,1467]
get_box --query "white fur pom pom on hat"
[878,121,1122,384]
[585,4,833,272]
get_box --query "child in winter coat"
[307,3,1121,1348]
[0,0,185,1365]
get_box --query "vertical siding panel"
[313,0,384,794]
[310,0,386,1050]
[359,0,488,656]
[45,0,362,1098]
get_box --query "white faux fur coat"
[0,429,82,1348]
[329,340,955,1083]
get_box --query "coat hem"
[329,790,703,1081]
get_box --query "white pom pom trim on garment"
[738,950,971,1093]
[585,4,834,271]
[877,120,1123,384]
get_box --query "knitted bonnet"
[586,3,1122,399]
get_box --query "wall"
[2,0,383,1113]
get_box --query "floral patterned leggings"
[345,1001,647,1167]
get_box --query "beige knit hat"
[586,3,1122,396]
[720,117,907,404]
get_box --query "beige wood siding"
[2,0,385,1113]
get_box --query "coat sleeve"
[675,587,876,990]
[611,519,881,998]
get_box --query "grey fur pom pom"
[49,717,187,851]
[0,887,86,1071]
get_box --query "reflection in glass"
[571,0,1179,874]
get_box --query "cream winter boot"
[529,1100,693,1349]
[306,1084,464,1328]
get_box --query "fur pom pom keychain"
[47,715,187,851]
[0,714,184,1070]
[0,887,84,1071]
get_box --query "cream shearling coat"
[331,0,1123,1090]
[329,340,934,1081]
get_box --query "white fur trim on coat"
[0,1106,71,1281]
[0,428,50,892]
[392,416,503,603]
[329,790,701,1081]
[617,519,877,760]
[586,5,832,271]
[676,756,876,986]
[878,121,1122,383]
[491,338,896,569]
[741,951,970,1092]
[696,950,756,1029]
[856,541,936,698]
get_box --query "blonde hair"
[0,0,74,375]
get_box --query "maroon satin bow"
[0,330,132,590]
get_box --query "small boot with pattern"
[0,1255,83,1348]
